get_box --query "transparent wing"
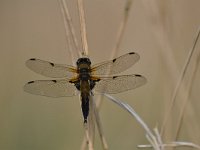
[26,58,77,78]
[94,74,146,94]
[91,52,140,75]
[24,79,78,97]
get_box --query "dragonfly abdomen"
[80,80,90,123]
[81,94,89,123]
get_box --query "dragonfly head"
[76,57,91,66]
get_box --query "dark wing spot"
[28,81,34,84]
[129,52,135,55]
[135,74,142,77]
[30,58,36,61]
[52,80,57,83]
[112,58,116,63]
[113,76,117,79]
[92,78,100,82]
[50,62,55,67]
[96,78,101,82]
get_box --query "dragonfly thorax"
[77,58,91,81]
[79,68,90,80]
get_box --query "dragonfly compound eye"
[76,58,91,65]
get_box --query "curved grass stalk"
[104,94,200,150]
[104,94,161,150]
[138,141,200,149]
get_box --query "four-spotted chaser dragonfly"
[24,52,147,123]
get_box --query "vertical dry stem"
[59,0,81,60]
[112,0,134,54]
[83,123,94,150]
[76,0,95,149]
[81,96,109,150]
[77,0,89,56]
[80,96,95,150]
[171,28,200,140]
[94,1,134,148]
[92,1,134,148]
[92,97,108,150]
[87,96,96,150]
[95,0,134,109]
[161,28,200,139]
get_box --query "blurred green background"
[0,0,200,149]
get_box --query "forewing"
[26,58,77,78]
[24,79,78,97]
[91,52,140,75]
[94,74,146,94]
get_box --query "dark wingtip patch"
[113,58,116,63]
[113,76,117,79]
[129,52,135,55]
[52,80,57,83]
[28,81,34,84]
[135,74,142,77]
[30,58,36,61]
[50,62,54,66]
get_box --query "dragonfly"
[24,52,147,123]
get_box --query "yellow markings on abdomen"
[80,80,90,95]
